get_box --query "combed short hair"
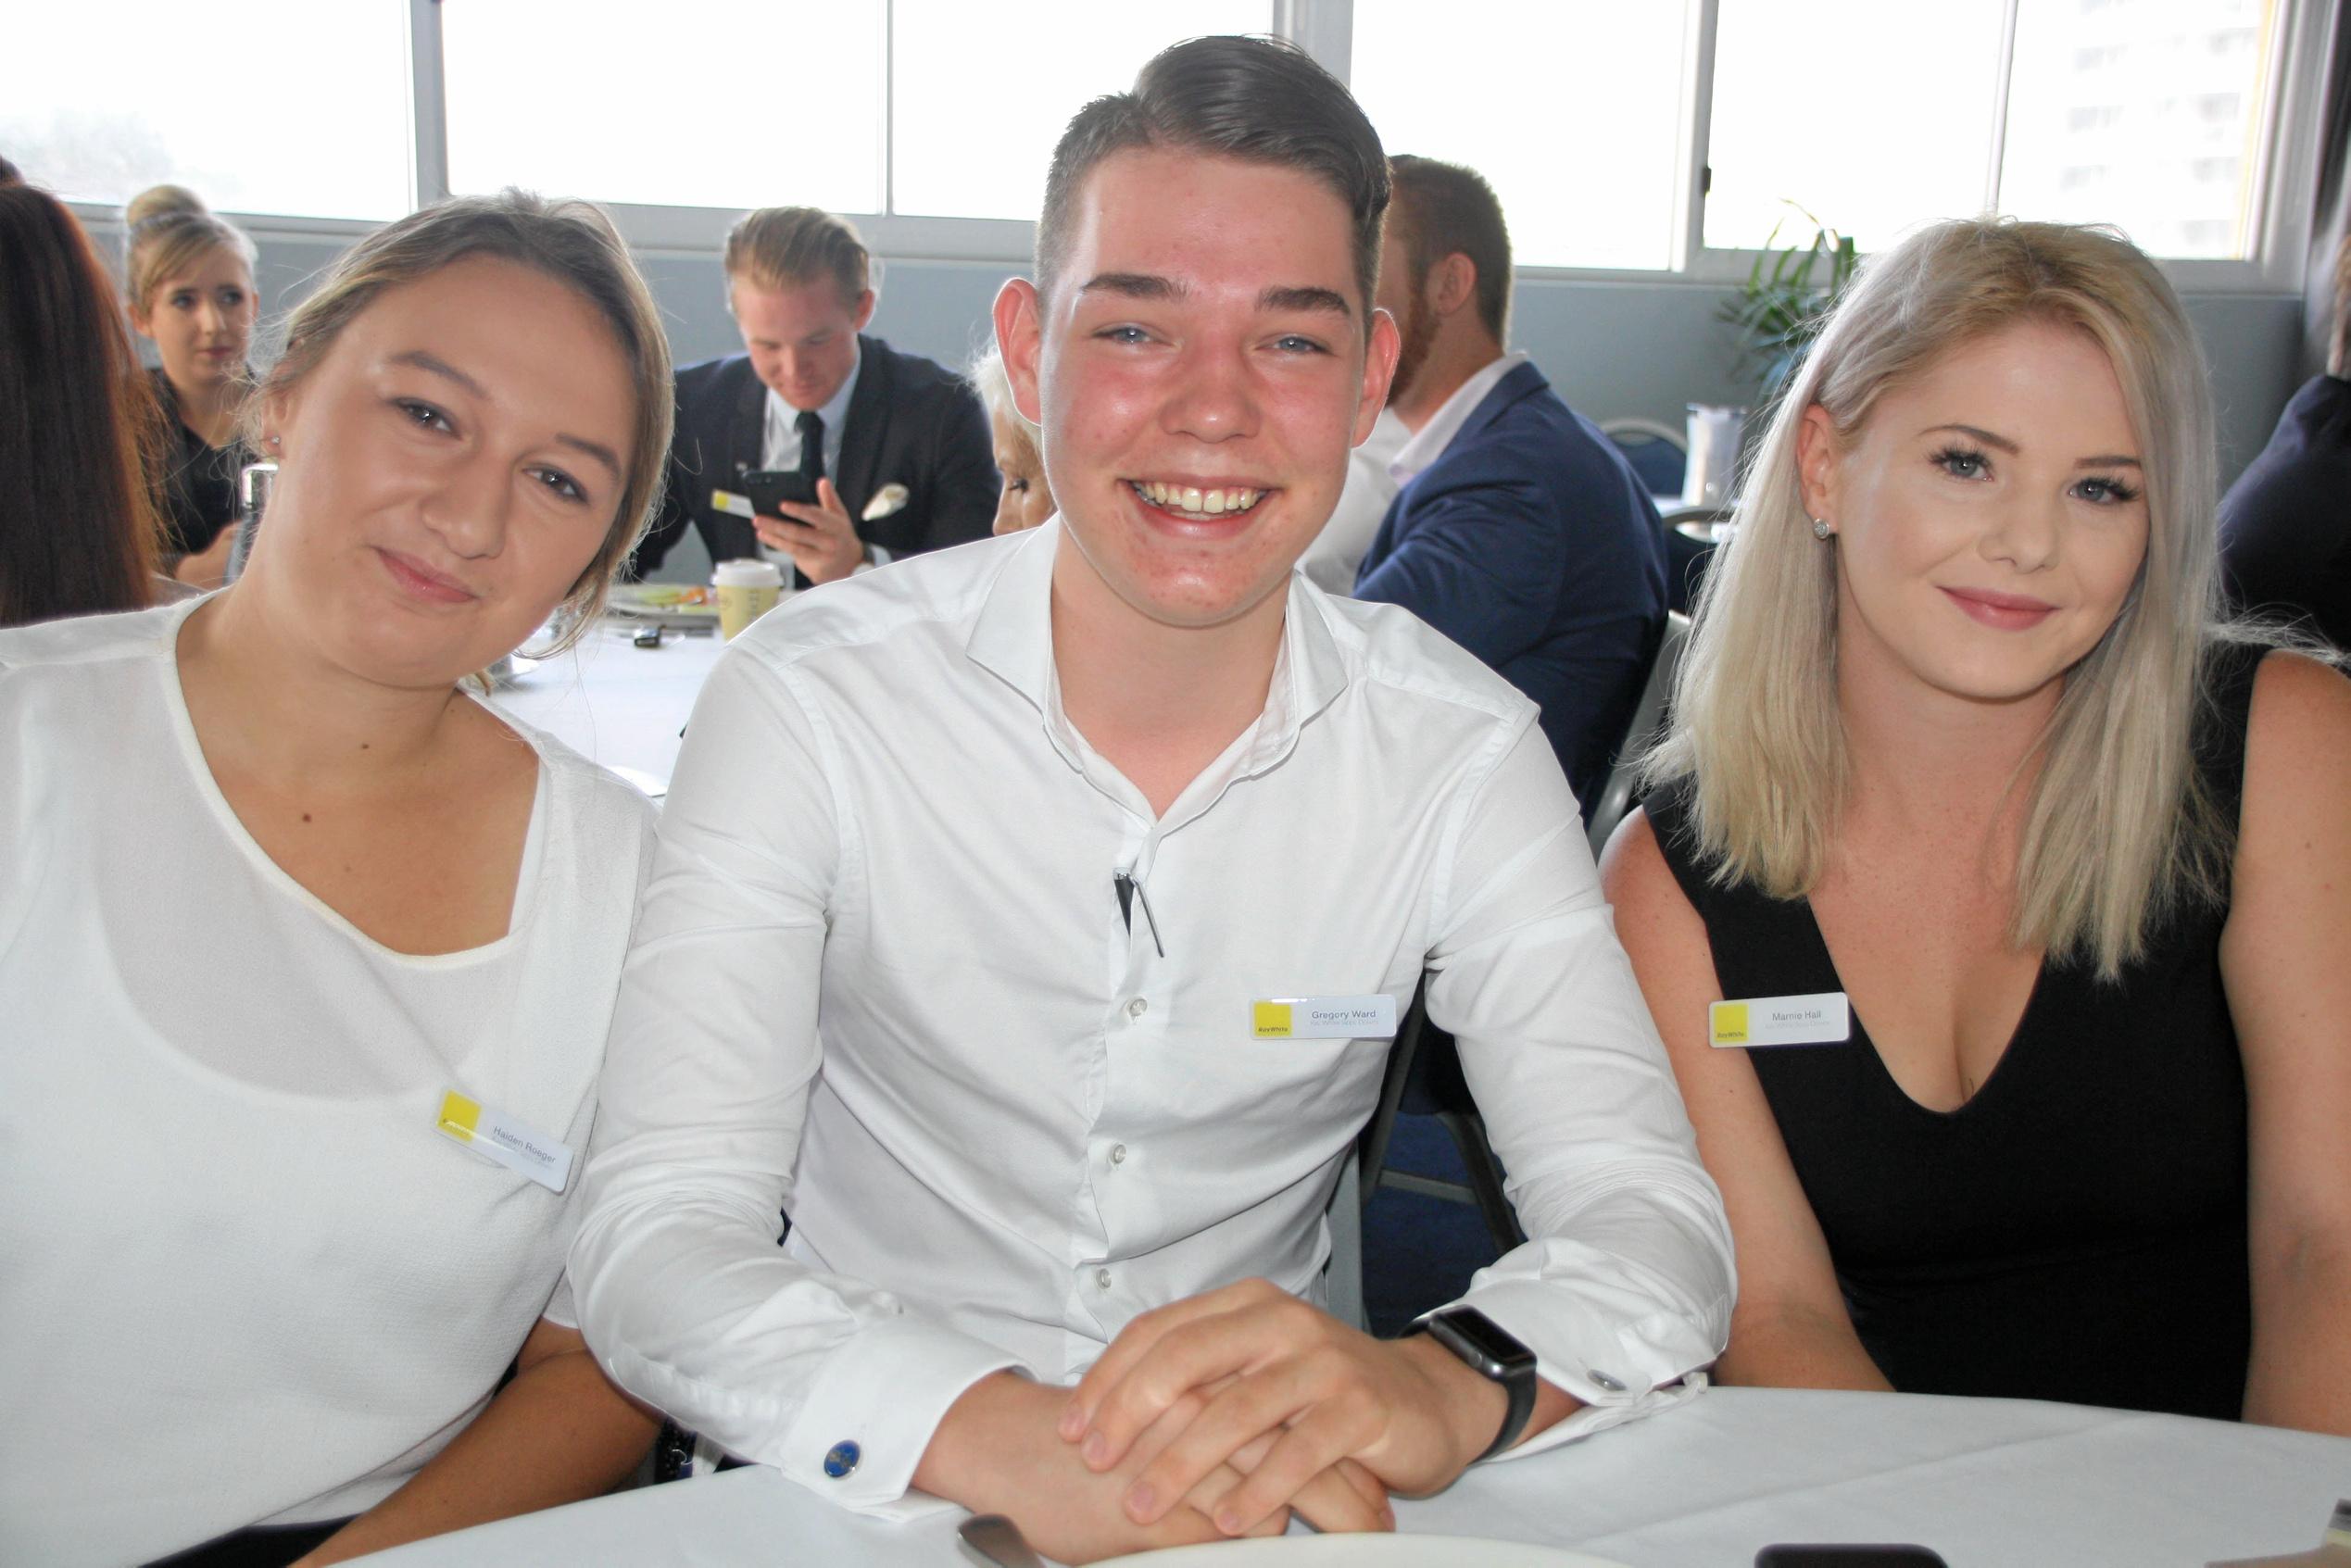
[723,206,870,305]
[122,184,257,315]
[1389,155,1512,342]
[1034,34,1389,320]
[1642,217,2235,980]
[245,190,673,646]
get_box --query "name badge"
[1252,995,1399,1040]
[1710,992,1851,1048]
[710,488,756,520]
[435,1089,574,1194]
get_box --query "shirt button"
[1095,1267,1113,1290]
[822,1439,861,1478]
[1109,1144,1128,1165]
[1125,997,1148,1019]
[1589,1370,1627,1393]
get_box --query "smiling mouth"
[1128,481,1268,521]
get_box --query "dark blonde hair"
[1647,217,2228,979]
[245,190,673,644]
[123,184,257,315]
[723,207,870,305]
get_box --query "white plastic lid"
[712,558,785,587]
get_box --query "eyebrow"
[1920,422,2140,469]
[394,349,622,480]
[1075,273,1355,320]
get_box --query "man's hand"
[1061,1279,1520,1537]
[175,525,238,589]
[914,1371,1387,1564]
[753,477,865,583]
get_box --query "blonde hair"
[122,184,257,314]
[723,206,869,304]
[245,190,673,646]
[1643,218,2230,979]
[968,343,1039,468]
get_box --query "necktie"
[797,409,825,485]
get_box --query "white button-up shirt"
[571,520,1733,1517]
[1389,350,1532,489]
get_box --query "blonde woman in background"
[1603,219,2351,1432]
[970,342,1055,534]
[124,184,259,586]
[0,190,675,1567]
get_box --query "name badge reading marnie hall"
[1709,992,1851,1048]
[1252,996,1399,1040]
[434,1090,575,1194]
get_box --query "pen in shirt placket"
[1112,868,1165,957]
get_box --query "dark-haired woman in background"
[124,183,259,587]
[0,173,160,626]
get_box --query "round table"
[487,618,731,796]
[351,1386,2350,1566]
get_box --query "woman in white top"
[0,190,675,1567]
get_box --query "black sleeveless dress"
[1647,643,2267,1419]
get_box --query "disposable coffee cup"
[713,558,784,641]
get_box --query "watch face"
[1431,1308,1536,1376]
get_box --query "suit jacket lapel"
[836,334,890,525]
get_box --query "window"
[1,1,411,220]
[1348,0,1690,270]
[1999,0,2278,260]
[1705,0,2286,265]
[442,1,887,215]
[888,0,1268,221]
[1704,0,2009,254]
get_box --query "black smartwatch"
[1403,1306,1538,1462]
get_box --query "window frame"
[62,0,2330,297]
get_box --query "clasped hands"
[923,1279,1511,1564]
[750,477,864,583]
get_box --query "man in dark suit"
[1353,157,1665,814]
[2219,233,2350,649]
[632,207,998,583]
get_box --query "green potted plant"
[1719,205,1859,404]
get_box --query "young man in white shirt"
[572,35,1732,1564]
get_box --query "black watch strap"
[1406,1306,1538,1462]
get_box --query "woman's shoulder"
[477,702,660,845]
[2239,643,2351,799]
[0,601,192,681]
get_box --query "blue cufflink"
[823,1440,861,1479]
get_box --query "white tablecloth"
[488,620,729,791]
[357,1387,2350,1566]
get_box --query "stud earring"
[1810,516,1832,541]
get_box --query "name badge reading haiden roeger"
[434,1089,575,1194]
[1709,992,1852,1048]
[1252,996,1400,1040]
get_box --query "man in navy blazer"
[631,207,998,582]
[1354,158,1666,815]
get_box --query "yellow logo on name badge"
[436,1090,484,1144]
[1709,1002,1749,1047]
[1252,1001,1294,1038]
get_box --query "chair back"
[1600,417,1688,501]
[1583,609,1693,858]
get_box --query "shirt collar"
[963,519,1352,785]
[1389,349,1529,487]
[763,336,863,451]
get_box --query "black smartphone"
[741,469,817,518]
[1755,1549,1948,1567]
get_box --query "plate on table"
[606,583,722,626]
[1094,1538,1631,1567]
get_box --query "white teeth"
[1132,482,1264,518]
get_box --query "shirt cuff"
[765,1314,1020,1514]
[1437,1277,1719,1461]
[851,545,893,575]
